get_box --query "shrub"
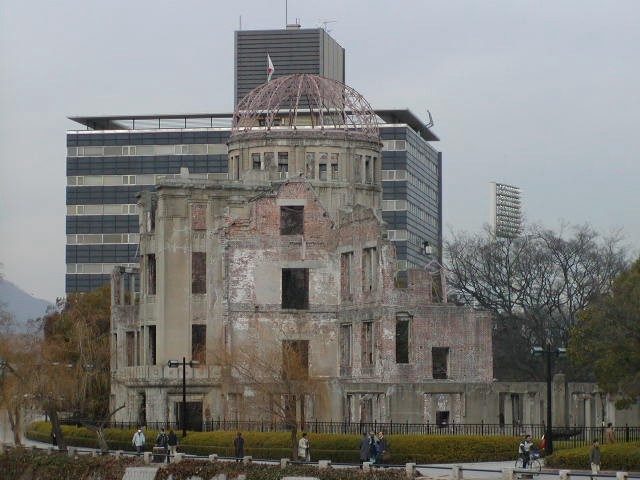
[0,447,141,480]
[156,459,409,480]
[545,442,640,471]
[27,422,520,464]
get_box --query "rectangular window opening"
[252,153,261,170]
[126,331,135,367]
[192,252,206,294]
[282,268,309,310]
[148,325,156,365]
[192,324,206,364]
[361,247,377,293]
[319,163,327,181]
[340,251,354,301]
[339,324,352,371]
[278,152,289,173]
[432,347,449,379]
[361,321,374,367]
[395,317,410,364]
[280,206,304,235]
[147,254,156,295]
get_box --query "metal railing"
[58,419,640,447]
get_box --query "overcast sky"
[1,0,638,302]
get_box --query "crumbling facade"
[110,74,492,427]
[109,75,640,429]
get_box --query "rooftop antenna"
[319,19,336,33]
[285,0,288,26]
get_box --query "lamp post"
[168,357,198,438]
[531,344,566,455]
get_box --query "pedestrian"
[298,432,310,462]
[518,434,533,468]
[132,427,146,455]
[359,432,370,467]
[377,431,389,464]
[234,432,245,462]
[167,429,178,460]
[589,439,601,479]
[368,431,378,464]
[156,428,169,463]
[605,423,616,444]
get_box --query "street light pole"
[532,344,566,456]
[168,357,199,439]
[181,357,187,438]
[545,346,553,455]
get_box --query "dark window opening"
[432,347,449,379]
[192,252,206,294]
[436,410,450,427]
[192,324,206,364]
[280,206,304,235]
[147,254,156,295]
[395,317,410,364]
[148,325,156,365]
[365,155,373,183]
[319,163,327,181]
[282,268,309,309]
[282,340,309,380]
[252,153,261,170]
[278,152,289,173]
[361,321,374,367]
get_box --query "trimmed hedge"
[545,442,640,471]
[27,422,520,463]
[0,447,141,480]
[157,459,408,480]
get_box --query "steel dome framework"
[232,74,379,141]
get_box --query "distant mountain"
[0,279,53,330]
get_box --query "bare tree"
[445,223,628,380]
[218,323,323,459]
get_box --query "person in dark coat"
[368,431,378,463]
[167,429,178,460]
[234,432,245,462]
[359,433,370,467]
[377,431,389,464]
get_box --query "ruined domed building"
[109,74,494,429]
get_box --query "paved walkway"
[121,467,160,480]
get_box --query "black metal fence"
[61,418,640,448]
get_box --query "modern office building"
[489,182,522,238]
[65,27,441,293]
[235,25,345,105]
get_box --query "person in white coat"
[132,428,146,455]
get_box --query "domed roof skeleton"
[232,74,379,141]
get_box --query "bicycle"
[515,450,542,474]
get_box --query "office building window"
[126,331,135,367]
[282,268,309,310]
[280,206,304,235]
[192,252,206,294]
